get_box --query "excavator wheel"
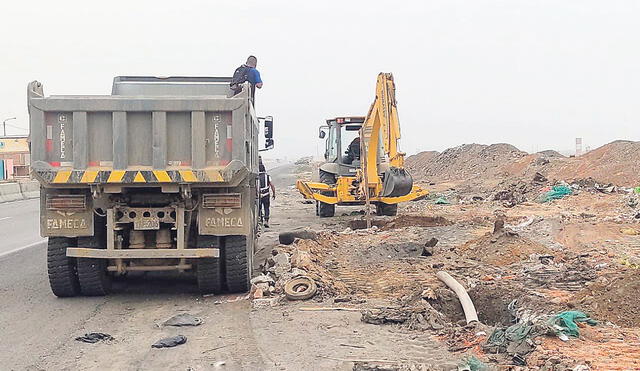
[318,170,336,217]
[376,202,398,216]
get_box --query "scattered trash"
[284,276,317,300]
[549,311,597,338]
[539,185,573,203]
[278,229,318,245]
[163,313,202,327]
[252,296,283,309]
[435,197,450,205]
[75,332,114,343]
[533,172,548,183]
[620,228,639,236]
[458,355,489,371]
[422,237,438,256]
[152,335,187,348]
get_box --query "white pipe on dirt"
[436,271,479,324]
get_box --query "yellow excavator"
[296,73,428,217]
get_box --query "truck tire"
[318,170,336,217]
[196,236,222,295]
[77,258,111,296]
[376,202,398,216]
[224,235,250,293]
[47,237,80,297]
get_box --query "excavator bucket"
[382,168,413,197]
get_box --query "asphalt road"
[0,198,44,257]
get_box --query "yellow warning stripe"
[38,169,226,183]
[153,170,171,182]
[52,170,72,183]
[80,170,98,183]
[179,170,197,182]
[107,170,125,183]
[205,170,224,182]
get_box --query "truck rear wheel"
[77,258,111,296]
[376,202,398,216]
[196,236,222,295]
[76,236,111,296]
[47,237,80,297]
[318,170,336,217]
[224,235,250,293]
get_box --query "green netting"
[540,185,573,203]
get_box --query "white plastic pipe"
[436,271,479,324]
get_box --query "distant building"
[0,136,30,179]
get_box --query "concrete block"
[19,181,40,200]
[0,183,23,203]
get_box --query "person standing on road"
[230,55,263,99]
[258,163,276,228]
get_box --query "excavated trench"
[349,215,453,230]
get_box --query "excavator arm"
[359,73,413,197]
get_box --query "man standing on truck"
[230,55,263,98]
[258,163,276,228]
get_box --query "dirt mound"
[406,150,439,176]
[537,149,565,158]
[575,269,640,327]
[458,231,551,266]
[547,140,640,186]
[417,143,527,183]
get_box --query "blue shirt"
[247,67,262,85]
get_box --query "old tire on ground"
[224,235,251,293]
[47,237,80,297]
[318,170,336,217]
[376,202,398,216]
[196,236,222,295]
[284,276,317,300]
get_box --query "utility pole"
[2,117,17,137]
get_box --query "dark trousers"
[260,195,270,221]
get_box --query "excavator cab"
[319,116,368,177]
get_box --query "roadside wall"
[0,181,40,203]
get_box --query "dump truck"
[27,76,274,297]
[296,73,427,217]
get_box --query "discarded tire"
[284,276,317,300]
[47,237,80,297]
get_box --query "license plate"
[134,218,160,230]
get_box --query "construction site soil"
[274,143,640,370]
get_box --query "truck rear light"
[46,194,87,210]
[202,193,242,209]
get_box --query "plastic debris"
[75,332,114,343]
[549,311,597,338]
[163,313,202,327]
[152,335,187,348]
[458,355,489,371]
[435,197,450,205]
[540,185,573,203]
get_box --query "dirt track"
[0,163,458,370]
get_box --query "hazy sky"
[1,1,639,158]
